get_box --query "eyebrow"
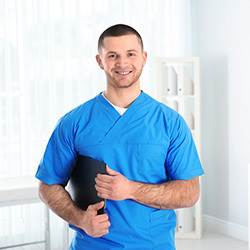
[106,51,117,54]
[107,49,139,54]
[127,49,139,53]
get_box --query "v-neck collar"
[101,93,127,116]
[96,91,146,117]
[95,91,147,143]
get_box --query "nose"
[115,55,129,68]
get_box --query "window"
[0,0,192,247]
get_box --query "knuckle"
[113,178,118,185]
[87,204,94,211]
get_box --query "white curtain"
[0,0,193,178]
[0,0,193,248]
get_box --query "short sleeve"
[165,114,204,180]
[35,116,77,186]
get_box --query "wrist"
[68,205,85,228]
[128,180,141,200]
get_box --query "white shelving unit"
[157,57,202,239]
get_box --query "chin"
[116,82,137,89]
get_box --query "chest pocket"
[137,145,168,184]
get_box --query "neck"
[104,86,141,108]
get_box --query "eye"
[128,53,135,57]
[108,54,116,59]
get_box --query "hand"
[81,201,110,238]
[95,166,133,201]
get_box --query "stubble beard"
[107,66,143,89]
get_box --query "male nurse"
[36,24,204,249]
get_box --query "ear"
[96,55,104,70]
[142,51,147,68]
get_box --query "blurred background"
[1,0,250,249]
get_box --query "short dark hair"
[98,24,144,52]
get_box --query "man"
[36,24,204,249]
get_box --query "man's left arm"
[95,166,200,210]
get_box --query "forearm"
[96,167,201,210]
[38,181,110,237]
[129,177,200,210]
[38,181,82,227]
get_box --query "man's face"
[96,34,147,89]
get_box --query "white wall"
[192,0,250,241]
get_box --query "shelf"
[157,57,201,239]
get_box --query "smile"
[115,71,132,75]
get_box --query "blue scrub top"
[36,92,204,249]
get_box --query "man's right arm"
[38,181,110,238]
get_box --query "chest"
[73,112,170,183]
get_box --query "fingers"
[96,188,111,200]
[95,166,119,186]
[96,174,112,185]
[83,202,110,238]
[88,201,105,213]
[89,221,110,238]
[95,175,112,199]
[106,165,117,175]
[95,167,131,201]
[86,214,110,238]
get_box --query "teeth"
[117,71,130,75]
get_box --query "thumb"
[88,201,105,212]
[106,165,118,176]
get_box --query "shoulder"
[55,95,99,131]
[143,92,179,120]
[143,92,189,133]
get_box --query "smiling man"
[36,24,204,249]
[96,27,147,108]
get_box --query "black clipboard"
[67,155,106,214]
